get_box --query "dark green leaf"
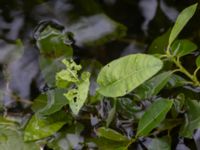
[136,99,173,137]
[180,100,200,138]
[195,55,200,68]
[165,74,187,89]
[171,39,197,57]
[134,71,172,99]
[168,3,197,47]
[158,119,183,131]
[148,29,171,54]
[96,127,129,142]
[97,54,163,97]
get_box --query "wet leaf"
[168,3,197,47]
[171,39,197,57]
[148,29,171,54]
[136,99,173,137]
[24,112,68,141]
[195,55,200,68]
[180,100,200,138]
[148,136,171,150]
[96,127,129,142]
[97,54,163,97]
[64,72,90,115]
[134,71,172,99]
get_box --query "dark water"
[0,0,200,149]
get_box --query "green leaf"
[195,55,200,67]
[165,74,187,89]
[38,89,68,115]
[148,136,171,150]
[96,127,129,142]
[134,71,172,99]
[136,99,173,137]
[148,29,171,54]
[180,100,200,138]
[171,39,197,57]
[0,128,40,150]
[36,25,73,58]
[24,112,67,141]
[168,3,197,47]
[97,54,163,97]
[31,94,48,112]
[64,72,90,115]
[158,119,183,131]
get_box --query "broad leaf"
[134,71,172,99]
[96,127,129,142]
[64,72,90,115]
[180,100,200,138]
[97,54,163,97]
[171,39,197,57]
[148,136,171,150]
[0,128,40,150]
[196,55,200,68]
[158,119,183,131]
[136,99,173,137]
[168,3,197,47]
[24,112,68,141]
[38,89,68,115]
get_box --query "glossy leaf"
[180,100,200,138]
[196,55,200,67]
[0,128,40,150]
[24,112,67,141]
[171,39,197,57]
[135,71,172,99]
[168,3,197,47]
[148,29,171,54]
[148,136,171,150]
[97,54,163,97]
[136,99,173,137]
[64,72,90,115]
[96,127,129,142]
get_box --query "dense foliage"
[1,3,200,150]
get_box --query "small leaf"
[171,39,197,57]
[148,29,171,54]
[168,3,197,47]
[96,127,129,142]
[24,112,67,141]
[97,54,163,97]
[136,99,173,137]
[148,136,171,150]
[165,74,187,89]
[195,55,200,67]
[134,71,172,99]
[64,72,90,115]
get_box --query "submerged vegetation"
[0,1,200,150]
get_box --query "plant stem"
[125,137,136,150]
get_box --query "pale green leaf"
[148,136,171,150]
[64,72,90,115]
[135,71,172,99]
[168,3,197,47]
[0,128,40,150]
[136,99,173,137]
[97,54,163,97]
[96,127,129,142]
[171,39,197,57]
